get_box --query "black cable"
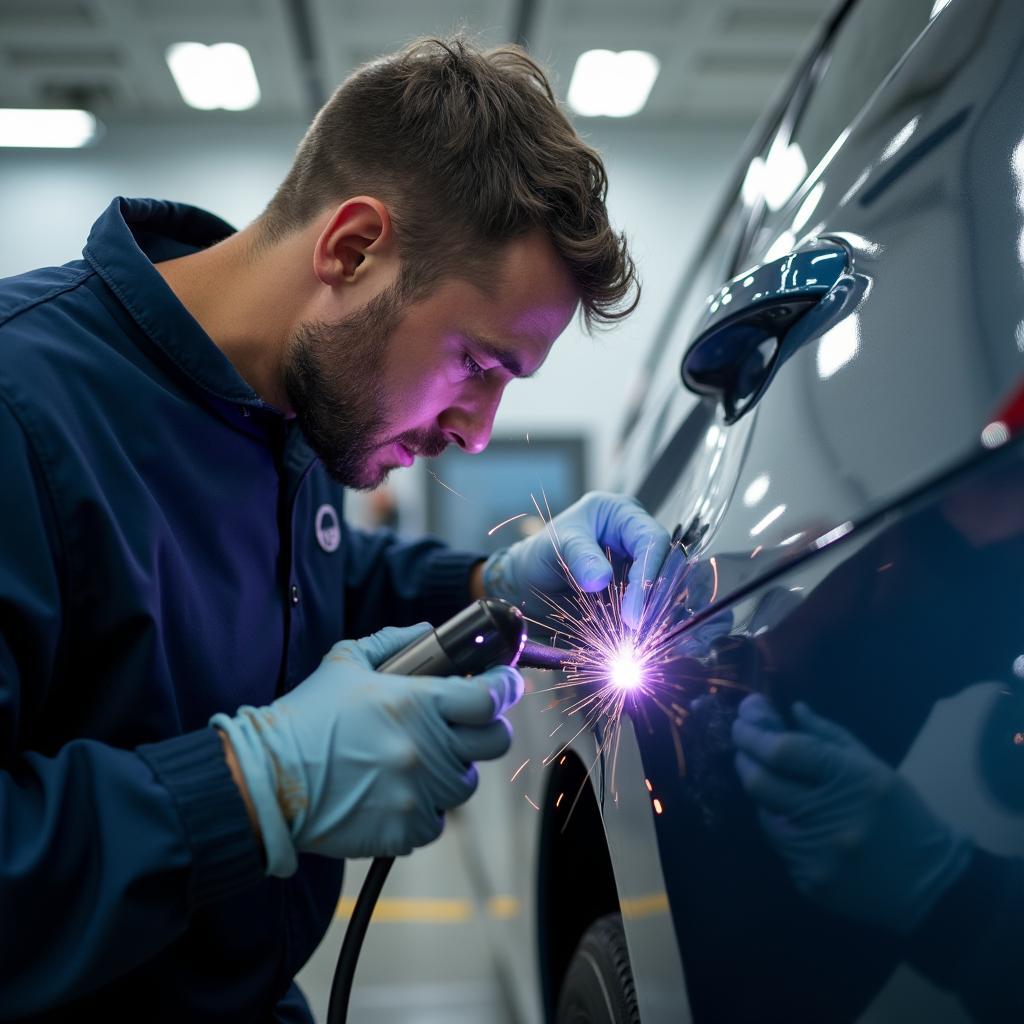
[327,855,395,1024]
[323,601,567,1022]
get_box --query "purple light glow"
[609,642,643,690]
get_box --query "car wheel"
[555,913,640,1024]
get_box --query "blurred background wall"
[0,0,832,541]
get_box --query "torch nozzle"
[517,639,574,671]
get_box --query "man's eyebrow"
[464,333,536,379]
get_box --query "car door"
[614,0,1024,1019]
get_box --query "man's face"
[284,230,578,489]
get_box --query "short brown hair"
[258,36,639,328]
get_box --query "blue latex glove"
[211,623,522,877]
[732,693,972,934]
[482,491,670,630]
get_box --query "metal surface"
[617,0,1024,602]
[617,0,1024,1018]
[465,0,1024,1020]
[637,437,1024,1020]
[378,599,525,676]
[681,237,850,420]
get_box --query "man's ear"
[312,197,394,287]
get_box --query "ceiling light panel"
[567,49,660,118]
[0,107,98,147]
[165,41,260,111]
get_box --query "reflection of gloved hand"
[732,694,972,934]
[482,491,670,629]
[211,624,522,878]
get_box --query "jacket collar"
[83,197,272,409]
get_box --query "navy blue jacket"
[0,198,482,1021]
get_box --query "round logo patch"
[314,503,341,553]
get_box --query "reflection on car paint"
[633,438,1024,1021]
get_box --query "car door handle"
[681,239,850,421]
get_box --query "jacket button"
[290,585,300,606]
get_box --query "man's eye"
[463,353,486,378]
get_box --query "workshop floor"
[296,819,517,1024]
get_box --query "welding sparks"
[503,497,751,820]
[524,795,541,811]
[487,512,529,536]
[520,530,701,802]
[510,758,530,783]
[427,470,467,500]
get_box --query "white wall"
[0,116,748,489]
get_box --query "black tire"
[555,913,641,1024]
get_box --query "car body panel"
[634,435,1024,1021]
[596,715,693,1023]
[466,0,1024,1020]
[624,0,1024,609]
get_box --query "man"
[0,38,669,1021]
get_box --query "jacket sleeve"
[906,844,1024,1022]
[0,395,264,1016]
[342,522,484,637]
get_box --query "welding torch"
[327,598,570,1024]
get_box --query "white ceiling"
[0,0,836,126]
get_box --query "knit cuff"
[418,549,487,621]
[137,727,265,906]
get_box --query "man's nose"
[439,387,502,454]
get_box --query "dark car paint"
[636,437,1024,1020]
[620,0,1024,601]
[469,1,1024,1020]
[603,0,1024,1018]
[596,0,1024,1017]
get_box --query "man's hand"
[212,624,523,877]
[481,491,670,629]
[732,693,972,934]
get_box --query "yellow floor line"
[334,892,665,923]
[335,896,473,923]
[620,892,670,919]
[486,895,521,919]
[334,894,525,923]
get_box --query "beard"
[283,283,447,489]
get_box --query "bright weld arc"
[513,510,755,819]
[527,533,673,796]
[609,641,645,690]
